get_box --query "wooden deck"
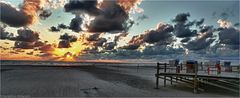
[155,63,240,93]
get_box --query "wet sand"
[1,65,239,97]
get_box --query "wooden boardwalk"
[155,63,240,93]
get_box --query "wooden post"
[193,62,198,93]
[164,63,167,87]
[156,62,160,89]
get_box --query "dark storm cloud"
[199,25,214,33]
[64,0,101,16]
[14,41,45,49]
[0,2,28,27]
[86,33,101,41]
[49,26,60,32]
[13,29,46,49]
[15,29,40,42]
[2,28,47,49]
[39,10,52,20]
[0,24,14,40]
[172,13,198,38]
[58,40,71,48]
[141,45,184,55]
[93,38,107,47]
[172,13,190,23]
[69,17,83,32]
[195,18,205,26]
[123,23,174,50]
[64,0,134,33]
[234,23,239,27]
[114,33,128,42]
[120,44,140,50]
[39,44,55,51]
[14,40,45,49]
[173,23,197,38]
[219,27,239,46]
[184,38,215,51]
[184,29,215,50]
[59,33,78,42]
[58,33,78,48]
[86,1,130,33]
[58,24,69,29]
[49,24,69,32]
[103,42,116,50]
[143,24,174,45]
[181,37,191,43]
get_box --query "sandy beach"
[1,63,239,97]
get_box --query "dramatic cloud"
[218,27,239,49]
[143,23,174,44]
[69,16,83,32]
[180,37,191,43]
[49,26,60,32]
[58,33,78,48]
[114,33,128,42]
[0,24,14,40]
[172,13,197,38]
[120,44,140,50]
[234,23,240,27]
[86,33,101,41]
[15,29,40,42]
[58,40,71,48]
[13,28,45,49]
[0,2,29,27]
[63,0,142,33]
[64,0,101,16]
[173,23,197,38]
[195,18,205,26]
[141,45,184,55]
[58,23,69,29]
[39,10,52,20]
[103,42,116,50]
[183,27,215,50]
[86,1,130,32]
[173,13,190,23]
[14,41,44,49]
[0,0,49,27]
[49,23,69,32]
[79,33,107,49]
[199,25,214,33]
[123,23,174,50]
[59,33,77,42]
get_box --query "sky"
[0,0,239,61]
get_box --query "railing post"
[193,62,198,93]
[156,62,160,89]
[164,63,167,87]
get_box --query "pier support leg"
[164,63,167,87]
[156,75,159,89]
[155,62,160,89]
[193,63,198,94]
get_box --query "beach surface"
[1,63,239,97]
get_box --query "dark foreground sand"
[1,65,239,97]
